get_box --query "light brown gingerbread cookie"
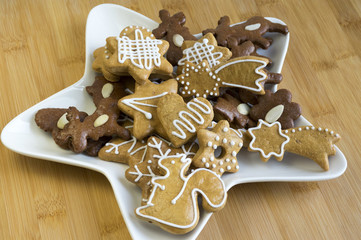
[157,93,214,147]
[135,154,227,234]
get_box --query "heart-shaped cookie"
[157,93,213,147]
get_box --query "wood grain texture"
[1,0,360,239]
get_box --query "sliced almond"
[245,23,261,31]
[236,103,250,115]
[94,114,109,127]
[265,104,284,123]
[57,113,69,129]
[173,34,184,47]
[101,83,114,98]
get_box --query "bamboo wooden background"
[1,0,360,239]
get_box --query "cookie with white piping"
[249,89,301,129]
[152,9,197,66]
[156,93,214,147]
[176,56,269,98]
[247,120,341,170]
[118,80,178,140]
[126,136,198,205]
[192,120,243,175]
[135,154,227,234]
[102,26,173,85]
[177,33,231,74]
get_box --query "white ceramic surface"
[1,4,347,240]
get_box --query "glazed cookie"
[157,93,214,147]
[247,120,341,170]
[53,97,130,153]
[126,136,198,205]
[176,56,269,98]
[152,9,197,65]
[249,89,301,129]
[118,80,178,140]
[102,26,173,84]
[193,120,243,175]
[135,154,227,234]
[177,33,231,73]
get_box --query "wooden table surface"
[1,0,360,239]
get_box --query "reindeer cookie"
[135,154,227,234]
[247,120,340,170]
[193,120,243,175]
[157,93,214,147]
[152,9,197,65]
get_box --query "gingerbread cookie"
[177,33,231,73]
[92,47,124,82]
[135,154,227,234]
[157,93,214,147]
[101,26,173,84]
[193,120,243,175]
[249,89,301,129]
[247,120,340,170]
[126,136,198,205]
[176,56,269,98]
[53,97,130,153]
[118,80,178,140]
[152,9,197,65]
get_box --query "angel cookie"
[135,154,227,234]
[96,26,173,84]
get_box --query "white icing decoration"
[248,120,290,159]
[105,136,147,159]
[118,28,162,70]
[214,59,268,92]
[121,92,168,119]
[245,23,261,31]
[178,38,224,68]
[171,98,212,139]
[101,83,114,98]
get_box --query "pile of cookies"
[35,9,341,234]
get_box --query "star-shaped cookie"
[247,120,290,161]
[192,120,243,175]
[177,33,231,73]
[103,26,173,85]
[118,80,178,140]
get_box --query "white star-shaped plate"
[1,4,347,240]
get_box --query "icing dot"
[214,93,218,96]
[205,163,210,168]
[192,89,196,93]
[210,92,214,96]
[209,72,213,76]
[219,161,223,165]
[325,128,329,132]
[213,87,217,91]
[284,130,288,133]
[298,128,302,131]
[205,90,209,93]
[230,141,235,146]
[236,165,239,169]
[217,78,221,82]
[232,151,237,157]
[148,160,152,163]
[208,141,213,147]
[336,134,340,138]
[186,82,190,85]
[291,129,296,133]
[181,81,184,84]
[212,75,216,79]
[198,65,202,69]
[212,164,216,168]
[306,126,310,130]
[185,73,189,77]
[311,126,315,130]
[176,77,180,81]
[203,94,207,98]
[330,131,334,135]
[104,50,108,53]
[184,86,188,90]
[220,168,224,173]
[210,156,215,161]
[105,55,109,59]
[150,34,154,37]
[195,69,199,72]
[227,166,231,170]
[196,93,200,97]
[226,158,230,162]
[206,68,210,72]
[318,127,322,131]
[223,138,227,144]
[215,83,219,86]
[171,160,175,164]
[202,62,206,67]
[201,157,206,163]
[238,142,243,147]
[232,159,237,164]
[215,136,220,141]
[223,127,229,132]
[181,76,185,79]
[191,66,195,70]
[186,64,189,67]
[213,144,217,149]
[182,91,186,95]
